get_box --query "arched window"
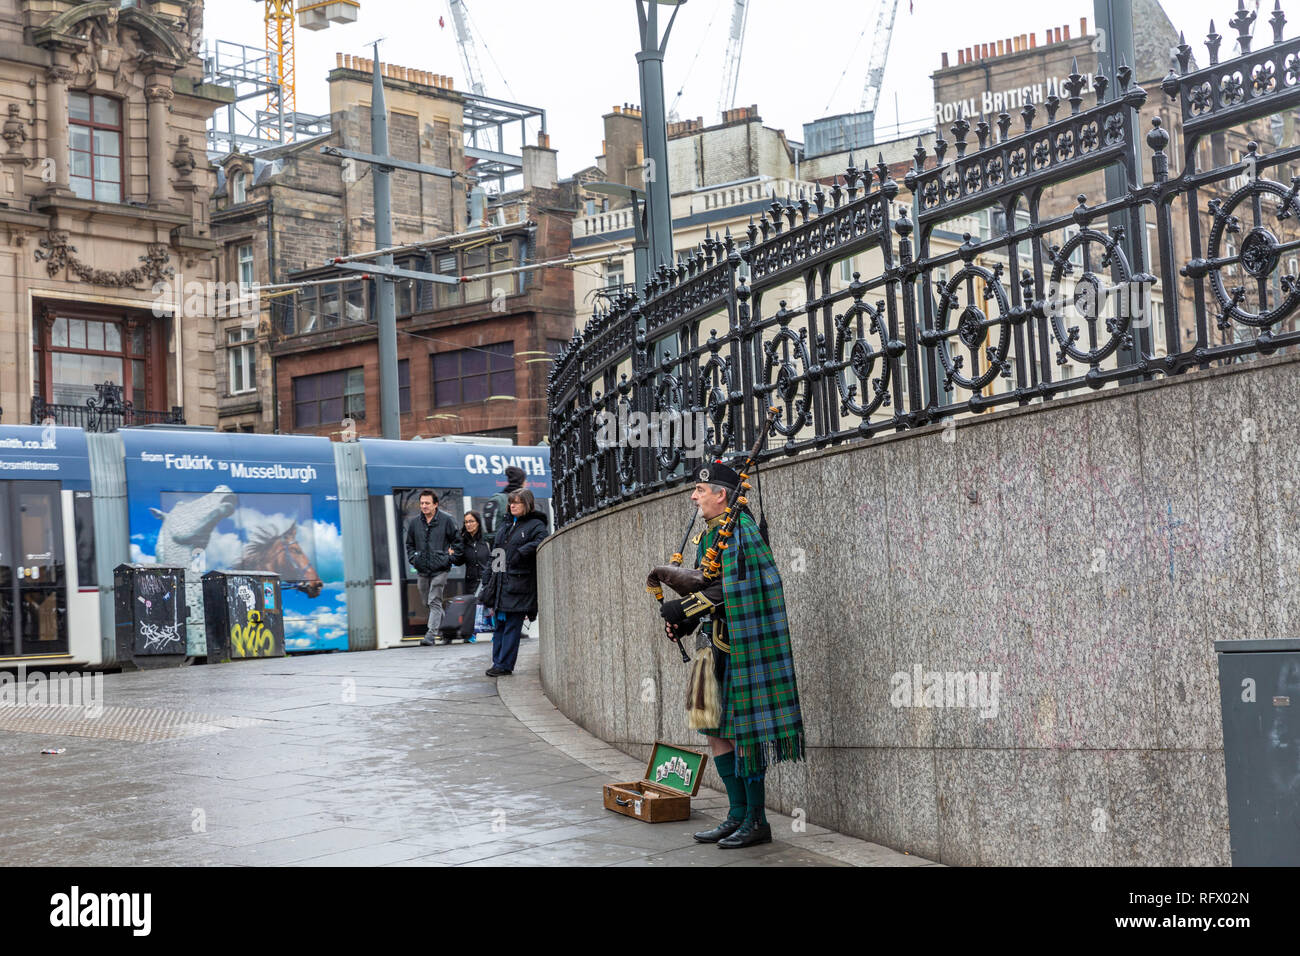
[230,169,247,204]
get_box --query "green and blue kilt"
[696,510,805,778]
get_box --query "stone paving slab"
[0,638,932,866]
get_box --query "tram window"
[368,496,390,581]
[74,491,96,587]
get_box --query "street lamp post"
[632,0,683,277]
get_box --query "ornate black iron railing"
[31,383,185,433]
[548,1,1300,529]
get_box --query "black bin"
[202,570,285,662]
[1216,639,1300,866]
[113,563,189,670]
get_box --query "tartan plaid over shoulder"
[697,509,805,777]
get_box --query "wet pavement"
[1,640,930,867]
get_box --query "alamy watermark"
[595,407,708,456]
[890,664,1000,719]
[0,666,104,718]
[152,273,259,320]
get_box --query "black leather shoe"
[693,818,744,843]
[486,667,504,676]
[420,638,436,646]
[717,820,772,849]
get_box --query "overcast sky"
[204,0,1263,173]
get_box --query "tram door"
[0,481,67,657]
[394,487,464,638]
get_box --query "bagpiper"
[659,459,805,848]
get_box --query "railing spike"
[1230,0,1257,55]
[1065,57,1086,114]
[1116,56,1132,94]
[1093,72,1109,105]
[951,117,970,159]
[1176,31,1193,74]
[1271,0,1287,45]
[1206,19,1222,66]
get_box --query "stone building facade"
[210,54,467,433]
[0,0,230,429]
[268,190,575,446]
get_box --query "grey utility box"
[1215,639,1300,866]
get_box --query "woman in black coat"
[454,510,492,593]
[480,489,548,677]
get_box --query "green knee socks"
[714,751,747,822]
[743,773,767,826]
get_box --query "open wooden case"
[602,741,709,823]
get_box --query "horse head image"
[241,521,324,598]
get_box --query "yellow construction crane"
[262,2,359,140]
[263,1,295,127]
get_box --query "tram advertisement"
[121,432,346,655]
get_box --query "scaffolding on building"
[203,37,545,200]
[462,91,546,196]
[203,39,330,158]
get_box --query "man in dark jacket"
[404,489,460,646]
[479,488,547,676]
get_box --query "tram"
[0,424,549,668]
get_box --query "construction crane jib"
[448,0,487,95]
[716,0,749,118]
[858,0,900,114]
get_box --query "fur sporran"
[685,645,722,730]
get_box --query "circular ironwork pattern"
[932,263,1012,393]
[1046,226,1137,366]
[957,304,986,349]
[1239,226,1281,279]
[761,325,813,437]
[832,296,893,420]
[1205,176,1300,328]
[693,352,734,461]
[653,371,686,472]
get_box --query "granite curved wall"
[538,352,1300,865]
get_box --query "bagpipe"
[646,406,780,662]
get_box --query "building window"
[290,280,370,334]
[604,261,625,288]
[227,327,256,395]
[293,367,365,427]
[432,342,514,407]
[35,309,153,408]
[238,244,255,292]
[432,240,517,309]
[69,92,122,203]
[343,280,366,323]
[230,169,247,204]
[399,358,410,414]
[840,258,854,282]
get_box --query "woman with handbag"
[453,510,491,642]
[479,489,548,677]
